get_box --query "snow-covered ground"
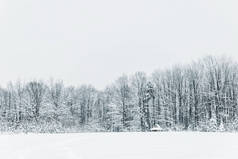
[0,132,238,159]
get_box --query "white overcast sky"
[0,0,238,89]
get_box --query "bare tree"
[131,72,147,131]
[26,81,45,119]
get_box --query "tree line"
[1,55,238,133]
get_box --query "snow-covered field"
[1,132,238,159]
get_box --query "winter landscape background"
[1,0,238,158]
[0,55,237,133]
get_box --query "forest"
[1,55,238,133]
